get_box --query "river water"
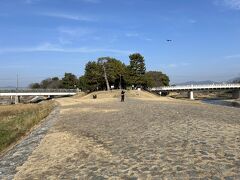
[202,99,240,108]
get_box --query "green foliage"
[62,73,78,89]
[82,58,128,91]
[29,83,41,89]
[145,71,170,87]
[143,73,155,88]
[128,53,146,87]
[84,61,103,91]
[98,57,128,88]
[29,77,63,89]
[78,76,88,91]
[129,53,146,75]
[29,53,170,91]
[40,78,52,89]
[52,77,59,81]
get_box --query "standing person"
[121,90,125,102]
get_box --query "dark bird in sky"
[166,39,172,42]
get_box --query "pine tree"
[128,53,146,87]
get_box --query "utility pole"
[15,73,20,104]
[16,73,19,91]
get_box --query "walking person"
[121,90,125,102]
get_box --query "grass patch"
[0,101,55,153]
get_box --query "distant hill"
[176,80,220,86]
[229,77,240,83]
[175,76,240,86]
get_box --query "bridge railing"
[151,83,240,91]
[0,89,77,93]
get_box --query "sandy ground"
[5,91,240,179]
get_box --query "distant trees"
[145,71,170,87]
[29,77,62,89]
[62,73,78,89]
[80,57,127,91]
[29,74,77,89]
[29,53,170,91]
[30,82,41,89]
[232,77,240,83]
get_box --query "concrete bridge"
[151,84,240,100]
[0,89,77,104]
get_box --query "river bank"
[0,101,55,154]
[168,91,240,108]
[202,99,240,108]
[0,96,37,105]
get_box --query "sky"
[0,0,240,87]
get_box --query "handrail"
[162,83,240,88]
[0,89,77,93]
[151,83,240,91]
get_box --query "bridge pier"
[189,91,194,100]
[47,95,53,99]
[232,90,240,99]
[10,96,13,104]
[14,96,20,104]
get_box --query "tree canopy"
[128,53,146,87]
[145,71,170,87]
[29,53,170,91]
[62,73,78,89]
[29,77,63,89]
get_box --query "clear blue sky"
[0,0,240,87]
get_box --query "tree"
[98,58,110,91]
[143,73,155,88]
[83,58,128,91]
[28,54,171,91]
[62,73,78,89]
[98,57,127,89]
[29,83,41,89]
[84,61,103,91]
[52,77,59,81]
[78,75,88,91]
[48,77,63,89]
[128,53,146,87]
[40,78,53,89]
[30,77,62,89]
[145,71,170,87]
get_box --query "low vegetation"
[0,101,55,153]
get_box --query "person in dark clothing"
[121,90,125,102]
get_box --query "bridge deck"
[0,93,76,96]
[0,89,77,96]
[151,84,240,91]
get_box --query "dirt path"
[2,96,240,179]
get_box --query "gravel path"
[0,107,59,180]
[1,97,240,179]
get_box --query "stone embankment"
[0,108,59,179]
